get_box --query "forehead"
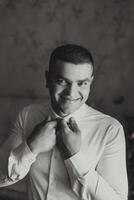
[51,60,93,80]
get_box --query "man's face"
[46,60,93,117]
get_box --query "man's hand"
[56,117,81,159]
[27,116,57,155]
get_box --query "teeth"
[61,97,81,103]
[61,96,80,101]
[63,98,76,101]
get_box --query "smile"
[61,96,82,102]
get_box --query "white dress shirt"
[0,103,128,200]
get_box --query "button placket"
[46,147,57,200]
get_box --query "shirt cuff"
[64,151,89,178]
[24,142,37,163]
[8,141,37,181]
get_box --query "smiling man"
[46,60,93,117]
[0,44,128,200]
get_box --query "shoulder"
[19,103,49,123]
[22,103,48,114]
[16,104,49,137]
[85,104,122,129]
[85,105,125,144]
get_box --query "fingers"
[69,117,80,133]
[56,119,70,137]
[47,119,58,128]
[56,118,80,134]
[29,116,56,136]
[60,119,70,132]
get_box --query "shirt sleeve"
[8,141,36,182]
[64,124,128,200]
[0,108,37,187]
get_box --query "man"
[0,44,128,200]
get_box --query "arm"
[64,124,128,200]
[0,108,57,187]
[0,109,36,187]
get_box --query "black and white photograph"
[0,1,133,200]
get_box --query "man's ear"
[45,70,49,88]
[90,75,94,85]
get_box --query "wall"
[0,0,134,199]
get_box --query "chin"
[60,106,78,116]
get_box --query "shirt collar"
[48,103,87,122]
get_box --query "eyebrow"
[55,75,90,83]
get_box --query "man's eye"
[55,79,67,86]
[78,81,89,87]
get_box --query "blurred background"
[0,0,133,199]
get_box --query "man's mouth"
[60,96,82,102]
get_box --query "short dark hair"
[49,44,94,75]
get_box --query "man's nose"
[64,83,78,96]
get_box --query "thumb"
[47,118,58,128]
[60,119,70,132]
[40,116,57,128]
[69,117,80,133]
